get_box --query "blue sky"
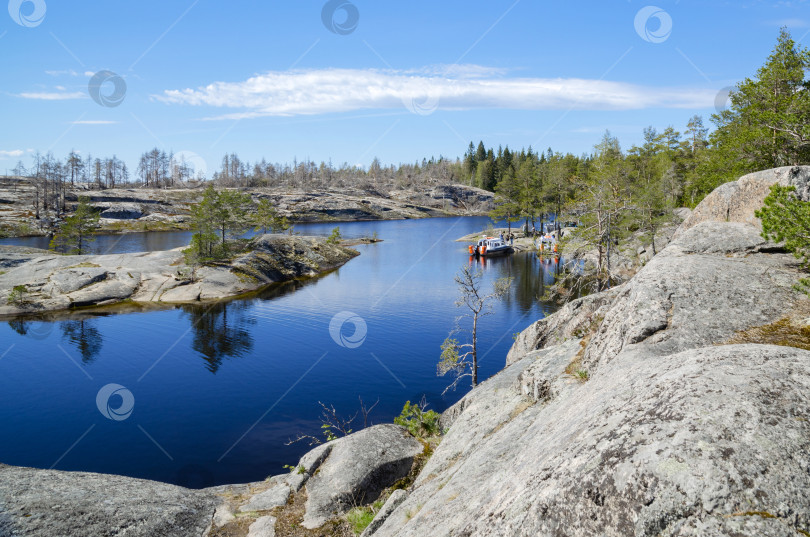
[1,0,808,177]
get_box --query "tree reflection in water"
[180,281,302,373]
[181,301,255,374]
[468,252,563,313]
[61,319,104,363]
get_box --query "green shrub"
[756,185,810,293]
[7,285,27,306]
[326,226,342,244]
[394,400,441,438]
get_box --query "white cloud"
[767,17,809,27]
[45,69,80,77]
[155,67,717,119]
[44,69,95,78]
[72,120,117,125]
[0,150,24,158]
[18,91,87,100]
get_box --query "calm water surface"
[0,217,563,487]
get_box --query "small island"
[0,234,360,317]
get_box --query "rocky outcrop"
[677,165,810,235]
[0,234,358,316]
[0,424,421,537]
[207,424,422,536]
[371,342,810,537]
[300,424,423,528]
[390,184,494,213]
[99,203,144,219]
[1,182,492,238]
[581,221,800,373]
[506,285,624,366]
[0,464,219,537]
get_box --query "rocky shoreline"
[0,181,494,238]
[1,166,810,536]
[0,234,359,317]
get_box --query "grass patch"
[265,488,352,537]
[404,504,423,521]
[392,438,439,491]
[0,222,38,238]
[564,336,591,382]
[725,316,810,351]
[344,499,384,535]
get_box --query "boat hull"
[474,246,513,257]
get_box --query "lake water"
[0,217,562,487]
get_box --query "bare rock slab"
[0,465,219,537]
[246,515,276,537]
[372,344,810,537]
[239,484,291,513]
[360,489,408,537]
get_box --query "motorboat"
[468,236,514,257]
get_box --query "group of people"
[498,232,515,246]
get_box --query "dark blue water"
[0,217,562,487]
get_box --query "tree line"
[475,29,809,291]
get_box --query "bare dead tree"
[286,397,378,447]
[438,265,512,394]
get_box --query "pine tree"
[755,185,810,292]
[699,29,810,198]
[253,198,289,234]
[49,197,99,254]
[490,166,520,232]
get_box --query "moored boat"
[468,236,514,257]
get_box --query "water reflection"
[61,320,103,363]
[181,300,256,373]
[466,252,564,313]
[7,319,30,336]
[6,319,55,340]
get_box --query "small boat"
[468,236,514,257]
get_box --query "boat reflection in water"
[467,251,564,312]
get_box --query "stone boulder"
[0,464,219,537]
[676,165,810,236]
[300,424,423,529]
